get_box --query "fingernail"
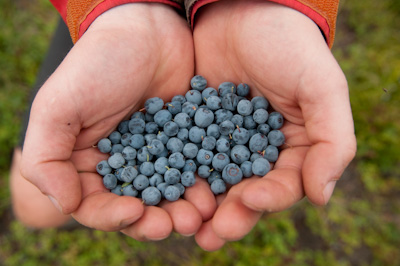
[48,195,63,213]
[323,181,337,204]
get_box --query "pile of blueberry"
[95,75,285,206]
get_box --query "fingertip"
[195,221,226,251]
[184,177,217,221]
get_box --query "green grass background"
[1,0,399,265]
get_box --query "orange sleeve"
[50,0,183,43]
[188,0,339,48]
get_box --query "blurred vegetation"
[0,0,399,265]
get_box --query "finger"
[70,147,109,172]
[183,176,217,221]
[121,206,173,241]
[195,220,226,251]
[241,146,307,212]
[159,199,202,236]
[71,172,144,231]
[208,179,263,241]
[299,58,357,205]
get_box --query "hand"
[192,0,357,250]
[21,3,217,240]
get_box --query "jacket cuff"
[51,0,182,44]
[189,0,339,48]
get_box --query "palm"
[21,4,216,240]
[192,1,356,250]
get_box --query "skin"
[20,3,216,240]
[16,0,357,251]
[192,0,356,251]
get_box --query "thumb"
[299,54,357,205]
[21,77,82,214]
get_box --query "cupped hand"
[21,3,216,240]
[192,0,357,250]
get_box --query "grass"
[0,0,399,265]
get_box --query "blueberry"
[264,145,279,162]
[182,143,199,159]
[210,179,226,195]
[231,114,244,128]
[110,144,124,155]
[250,152,263,162]
[194,107,214,128]
[154,109,172,127]
[120,133,132,146]
[145,97,164,115]
[212,153,230,172]
[142,187,162,206]
[156,147,169,158]
[219,120,235,136]
[182,102,198,117]
[206,95,222,110]
[216,137,231,153]
[253,108,269,124]
[140,161,155,176]
[120,166,138,182]
[232,127,250,145]
[144,133,157,145]
[198,165,212,178]
[109,131,121,144]
[133,174,150,191]
[145,112,154,122]
[190,75,208,91]
[122,184,139,197]
[164,121,179,137]
[137,146,153,162]
[237,83,250,97]
[172,94,186,104]
[164,168,181,185]
[157,182,169,196]
[208,171,222,185]
[188,126,206,143]
[128,117,145,134]
[145,122,159,134]
[251,96,269,110]
[166,137,184,153]
[230,145,251,164]
[164,185,181,201]
[244,115,257,130]
[157,131,169,145]
[185,90,203,105]
[268,111,284,129]
[196,149,214,165]
[117,120,129,134]
[249,133,269,153]
[257,124,271,135]
[177,128,189,142]
[111,185,123,196]
[103,174,118,189]
[221,93,239,111]
[218,82,236,97]
[122,146,137,160]
[168,152,185,169]
[108,153,125,169]
[126,159,136,166]
[174,112,192,128]
[222,163,243,185]
[166,101,182,115]
[206,124,221,139]
[202,87,218,102]
[148,173,163,187]
[181,171,196,187]
[183,159,197,173]
[268,130,285,147]
[252,158,271,176]
[154,157,169,175]
[202,136,216,150]
[131,111,145,120]
[129,134,145,149]
[97,138,112,153]
[174,183,186,196]
[240,161,253,177]
[214,109,234,124]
